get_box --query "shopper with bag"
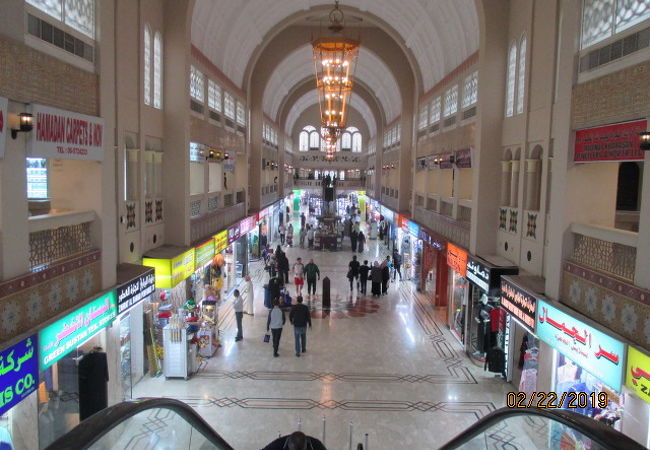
[289,296,312,357]
[266,298,286,357]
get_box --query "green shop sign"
[38,291,117,371]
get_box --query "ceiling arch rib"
[263,45,401,124]
[191,0,478,92]
[285,90,376,138]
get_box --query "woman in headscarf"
[370,262,382,297]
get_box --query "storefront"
[446,243,469,344]
[499,276,539,393]
[366,199,381,239]
[537,300,626,437]
[0,335,39,450]
[239,215,257,259]
[115,265,155,400]
[224,222,247,293]
[417,227,446,305]
[379,205,397,248]
[256,207,271,252]
[37,291,117,448]
[395,215,421,281]
[465,255,518,364]
[622,346,650,447]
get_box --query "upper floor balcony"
[413,191,471,248]
[293,178,366,190]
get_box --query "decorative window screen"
[190,65,205,102]
[224,92,235,119]
[581,0,649,48]
[462,72,478,108]
[144,26,151,106]
[443,85,458,117]
[616,0,650,32]
[28,0,96,38]
[505,43,517,117]
[516,38,526,115]
[236,102,246,125]
[419,105,428,129]
[429,97,441,123]
[153,33,162,109]
[208,80,222,112]
[352,133,362,152]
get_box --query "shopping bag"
[263,333,270,343]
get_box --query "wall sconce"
[390,163,395,169]
[641,131,650,151]
[224,152,230,160]
[11,113,33,139]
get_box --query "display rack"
[162,324,196,379]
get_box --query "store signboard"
[397,214,408,230]
[0,335,38,416]
[574,120,647,162]
[447,243,468,277]
[0,96,8,159]
[380,206,395,222]
[194,239,215,269]
[28,104,104,161]
[455,148,472,169]
[500,278,537,333]
[39,292,117,371]
[537,300,624,391]
[117,269,155,315]
[466,256,491,291]
[228,223,241,244]
[258,207,269,219]
[626,346,650,404]
[239,216,256,235]
[214,230,228,253]
[407,220,420,238]
[171,249,195,287]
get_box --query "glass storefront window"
[448,271,469,343]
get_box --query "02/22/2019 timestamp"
[506,392,608,409]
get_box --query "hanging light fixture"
[312,1,359,137]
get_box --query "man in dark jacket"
[359,260,370,295]
[303,259,320,297]
[348,255,360,291]
[289,296,312,357]
[276,246,290,283]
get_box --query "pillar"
[510,160,520,207]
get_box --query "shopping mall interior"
[0,0,650,449]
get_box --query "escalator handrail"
[438,407,646,450]
[45,397,235,450]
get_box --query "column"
[510,160,520,207]
[500,161,511,206]
[525,158,540,210]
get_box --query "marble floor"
[133,219,516,450]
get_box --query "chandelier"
[312,1,359,139]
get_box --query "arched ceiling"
[191,0,478,93]
[264,45,401,124]
[285,90,376,138]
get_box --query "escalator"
[46,398,647,450]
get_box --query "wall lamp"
[641,131,650,151]
[11,113,33,139]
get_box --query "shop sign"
[626,346,650,404]
[0,96,7,159]
[447,243,468,277]
[0,335,38,416]
[28,104,104,161]
[228,223,241,244]
[189,142,205,162]
[407,220,420,238]
[214,230,228,253]
[466,256,492,292]
[258,207,269,219]
[537,300,624,391]
[239,216,256,235]
[171,249,195,287]
[117,270,155,315]
[397,214,408,230]
[500,278,537,333]
[574,120,647,162]
[39,292,117,371]
[195,239,215,269]
[455,148,472,169]
[439,152,454,169]
[380,206,395,222]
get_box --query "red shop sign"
[447,243,468,277]
[574,120,647,162]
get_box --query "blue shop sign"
[407,220,420,237]
[0,335,38,416]
[380,206,395,222]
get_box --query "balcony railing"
[570,222,637,282]
[293,179,366,189]
[190,202,246,243]
[414,202,470,248]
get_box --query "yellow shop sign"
[143,248,195,289]
[626,346,650,404]
[214,230,228,253]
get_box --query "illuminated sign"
[500,278,537,333]
[465,255,517,294]
[228,224,241,244]
[171,249,195,287]
[143,248,195,289]
[117,270,155,315]
[214,230,228,253]
[575,120,647,162]
[239,216,256,235]
[537,300,624,391]
[380,206,395,222]
[447,243,468,277]
[39,292,117,371]
[195,239,215,268]
[0,335,38,416]
[626,346,650,404]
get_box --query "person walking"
[348,255,360,292]
[382,257,391,295]
[300,212,306,229]
[289,296,312,357]
[350,227,358,252]
[292,257,305,297]
[357,230,366,253]
[267,298,286,357]
[359,260,370,295]
[233,289,244,341]
[279,223,286,245]
[286,223,294,247]
[393,249,403,281]
[371,262,382,297]
[303,259,320,297]
[276,246,290,284]
[244,275,255,316]
[299,226,307,248]
[307,225,315,249]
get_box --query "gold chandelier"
[312,1,359,141]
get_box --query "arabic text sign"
[28,104,104,161]
[447,243,468,277]
[171,249,195,287]
[195,239,215,268]
[574,120,647,162]
[117,270,155,315]
[536,300,624,391]
[0,96,8,159]
[626,346,650,404]
[466,256,491,292]
[0,335,38,416]
[500,278,537,333]
[39,292,117,371]
[214,230,228,253]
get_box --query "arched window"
[516,36,526,115]
[153,32,162,109]
[340,170,345,180]
[309,131,320,149]
[352,133,362,152]
[299,131,309,151]
[342,132,352,150]
[505,42,517,117]
[144,26,151,105]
